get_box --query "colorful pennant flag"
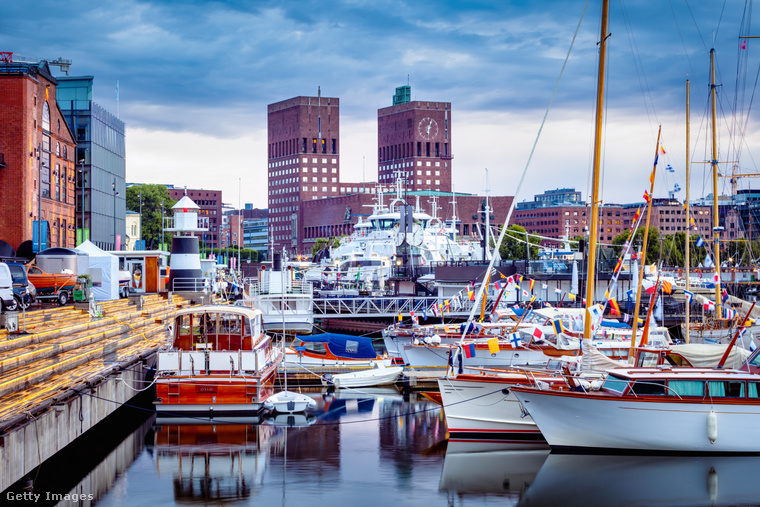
[551,319,564,334]
[609,298,620,316]
[684,290,693,304]
[464,343,476,358]
[487,338,499,355]
[509,332,522,348]
[696,236,705,247]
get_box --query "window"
[426,142,430,157]
[668,380,705,397]
[708,381,745,397]
[630,380,666,396]
[417,142,421,156]
[602,375,628,394]
[332,139,336,154]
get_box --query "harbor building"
[225,206,269,260]
[166,187,223,250]
[267,92,341,253]
[512,188,714,248]
[57,75,125,250]
[0,55,77,251]
[377,86,452,192]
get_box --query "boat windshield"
[601,374,629,394]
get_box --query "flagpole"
[629,126,662,359]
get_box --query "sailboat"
[435,0,617,440]
[511,28,760,453]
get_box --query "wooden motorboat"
[154,305,282,414]
[512,366,760,453]
[286,332,391,368]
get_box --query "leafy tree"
[126,184,177,249]
[611,227,660,265]
[498,225,540,260]
[312,238,330,256]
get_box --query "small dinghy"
[322,363,403,389]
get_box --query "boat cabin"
[160,306,275,376]
[599,368,760,400]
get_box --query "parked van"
[0,263,15,312]
[5,262,33,310]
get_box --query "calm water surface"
[9,388,760,506]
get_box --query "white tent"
[77,240,119,301]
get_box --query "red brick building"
[377,86,452,192]
[0,58,77,251]
[511,188,714,247]
[267,93,340,253]
[166,187,223,249]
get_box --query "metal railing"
[170,277,207,292]
[312,296,479,318]
[244,278,313,296]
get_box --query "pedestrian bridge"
[312,296,479,319]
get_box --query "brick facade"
[0,61,77,252]
[267,95,340,254]
[377,101,452,192]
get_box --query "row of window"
[269,138,337,158]
[605,376,760,399]
[378,141,448,161]
[270,157,338,167]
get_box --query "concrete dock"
[0,294,187,492]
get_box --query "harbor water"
[6,388,760,506]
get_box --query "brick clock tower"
[267,91,339,254]
[377,86,452,192]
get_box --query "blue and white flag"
[751,337,757,352]
[684,290,693,304]
[673,183,681,192]
[509,332,522,348]
[666,164,674,172]
[696,236,705,248]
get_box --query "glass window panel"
[668,380,704,397]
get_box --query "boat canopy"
[296,333,378,359]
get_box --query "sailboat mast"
[685,79,691,344]
[584,0,609,340]
[710,48,723,314]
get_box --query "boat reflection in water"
[154,416,278,504]
[439,441,549,500]
[518,453,760,507]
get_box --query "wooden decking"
[0,294,188,433]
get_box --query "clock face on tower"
[418,117,439,140]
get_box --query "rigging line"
[461,0,591,332]
[668,0,697,78]
[684,0,709,54]
[618,0,658,130]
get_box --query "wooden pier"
[0,294,187,492]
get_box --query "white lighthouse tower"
[165,195,208,290]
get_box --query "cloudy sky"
[3,0,759,209]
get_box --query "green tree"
[498,225,540,260]
[611,226,661,265]
[126,184,177,249]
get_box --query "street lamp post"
[161,199,165,250]
[78,156,85,244]
[112,178,119,250]
[138,189,142,250]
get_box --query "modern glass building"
[243,218,269,261]
[57,77,125,250]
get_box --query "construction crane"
[0,53,71,75]
[718,165,760,196]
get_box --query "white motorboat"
[263,390,317,413]
[512,366,760,453]
[321,364,403,388]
